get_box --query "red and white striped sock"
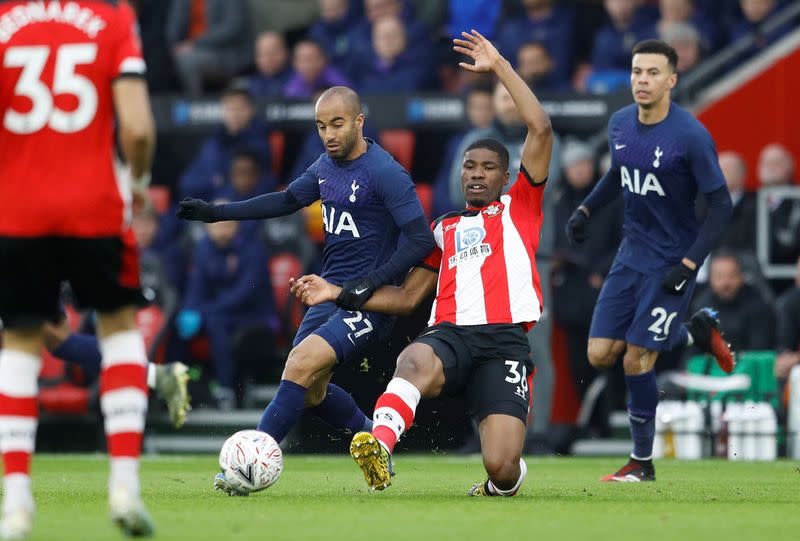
[0,350,41,516]
[371,378,421,454]
[99,331,148,496]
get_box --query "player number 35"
[3,43,98,134]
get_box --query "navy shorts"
[293,301,395,363]
[589,259,696,352]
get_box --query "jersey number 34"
[3,43,98,134]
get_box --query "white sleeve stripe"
[119,57,146,75]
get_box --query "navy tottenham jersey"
[287,139,425,284]
[607,102,726,272]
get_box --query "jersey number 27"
[3,44,98,134]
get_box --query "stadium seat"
[39,305,92,415]
[379,130,415,171]
[585,70,630,95]
[269,131,285,178]
[415,184,433,221]
[137,305,167,365]
[268,252,305,341]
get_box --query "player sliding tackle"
[292,29,552,496]
[566,40,734,482]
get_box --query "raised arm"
[453,29,552,183]
[292,266,438,316]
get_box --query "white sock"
[99,331,148,497]
[0,350,40,515]
[110,457,140,497]
[2,474,33,515]
[487,458,528,496]
[146,363,156,390]
[372,378,421,453]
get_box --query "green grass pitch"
[20,455,800,541]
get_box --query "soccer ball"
[218,430,283,494]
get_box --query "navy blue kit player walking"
[566,41,735,482]
[177,86,434,494]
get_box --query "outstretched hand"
[176,197,220,222]
[289,275,339,307]
[453,29,503,73]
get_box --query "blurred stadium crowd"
[38,0,799,451]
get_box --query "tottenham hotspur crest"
[653,146,663,168]
[349,180,360,202]
[483,203,502,217]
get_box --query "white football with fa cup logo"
[218,430,283,494]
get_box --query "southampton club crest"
[483,203,502,217]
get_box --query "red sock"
[0,350,40,511]
[372,378,421,454]
[99,331,148,463]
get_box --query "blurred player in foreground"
[565,40,734,482]
[291,29,552,496]
[0,0,156,536]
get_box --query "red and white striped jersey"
[0,0,146,237]
[420,167,545,332]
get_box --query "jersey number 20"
[3,44,98,134]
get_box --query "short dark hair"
[632,39,678,72]
[221,84,253,103]
[464,138,510,171]
[710,248,743,270]
[231,148,262,169]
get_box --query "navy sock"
[257,380,307,443]
[310,384,372,433]
[625,370,658,460]
[51,333,102,375]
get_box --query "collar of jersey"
[462,198,504,214]
[331,137,374,168]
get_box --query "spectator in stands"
[178,211,277,409]
[445,0,501,40]
[132,205,187,301]
[591,0,658,72]
[732,0,793,62]
[715,151,757,252]
[775,257,800,382]
[657,0,721,51]
[432,85,495,216]
[758,143,800,266]
[166,0,252,96]
[497,0,575,88]
[247,32,292,98]
[283,40,352,98]
[660,22,704,75]
[218,149,276,238]
[220,149,274,201]
[309,0,360,72]
[179,87,271,201]
[516,42,569,92]
[357,16,429,93]
[134,0,177,92]
[346,0,433,78]
[550,141,623,452]
[691,250,776,351]
[446,80,561,208]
